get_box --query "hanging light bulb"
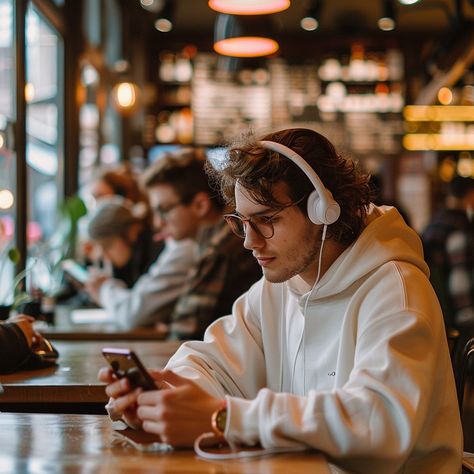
[154,0,174,32]
[378,0,396,31]
[111,81,140,115]
[209,0,290,15]
[300,0,322,31]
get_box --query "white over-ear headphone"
[258,140,341,225]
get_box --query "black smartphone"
[102,347,157,391]
[61,259,89,285]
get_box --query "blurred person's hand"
[84,268,109,305]
[7,314,40,347]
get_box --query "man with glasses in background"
[100,129,461,473]
[86,148,260,338]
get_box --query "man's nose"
[243,224,264,250]
[153,213,165,230]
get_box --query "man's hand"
[136,369,224,447]
[98,367,144,429]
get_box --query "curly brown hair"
[208,128,372,245]
[142,148,225,211]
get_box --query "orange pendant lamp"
[213,13,279,58]
[209,0,290,15]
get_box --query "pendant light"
[213,13,279,58]
[209,0,290,15]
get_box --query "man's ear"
[191,191,212,217]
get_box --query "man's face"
[148,184,200,241]
[234,182,322,285]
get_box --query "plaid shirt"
[169,219,261,340]
[422,208,474,329]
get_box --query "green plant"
[0,244,33,309]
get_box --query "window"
[0,0,16,304]
[25,5,64,245]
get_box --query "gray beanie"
[87,196,145,240]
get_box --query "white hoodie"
[166,206,463,473]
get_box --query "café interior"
[0,0,473,472]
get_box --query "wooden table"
[39,307,167,341]
[0,340,181,411]
[0,413,331,473]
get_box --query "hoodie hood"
[288,205,428,300]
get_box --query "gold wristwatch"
[211,401,227,437]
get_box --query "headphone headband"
[258,140,341,225]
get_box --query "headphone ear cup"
[306,190,324,225]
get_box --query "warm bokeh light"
[403,133,474,150]
[214,37,279,57]
[457,154,473,177]
[404,105,474,121]
[0,189,14,210]
[0,134,4,149]
[378,17,395,31]
[300,16,319,31]
[111,82,138,113]
[438,87,453,105]
[154,18,173,32]
[439,158,456,182]
[209,0,290,14]
[25,82,35,102]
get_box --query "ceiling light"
[213,14,279,58]
[300,16,319,31]
[154,0,173,32]
[398,0,420,4]
[209,0,290,15]
[154,17,172,32]
[378,0,396,31]
[300,0,322,31]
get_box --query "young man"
[100,129,462,473]
[87,148,260,337]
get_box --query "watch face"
[216,408,227,432]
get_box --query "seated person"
[89,163,150,213]
[86,148,261,337]
[100,129,462,473]
[0,314,40,373]
[79,164,153,267]
[86,196,162,289]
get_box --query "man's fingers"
[108,387,142,414]
[104,377,131,399]
[98,367,116,383]
[142,419,167,437]
[149,369,194,388]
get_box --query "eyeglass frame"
[224,195,307,240]
[153,200,185,220]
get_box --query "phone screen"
[102,348,157,391]
[61,259,89,284]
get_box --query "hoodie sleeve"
[166,280,268,399]
[98,239,197,329]
[0,323,31,373]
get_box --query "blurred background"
[0,0,473,279]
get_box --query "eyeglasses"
[154,201,183,220]
[224,196,307,240]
